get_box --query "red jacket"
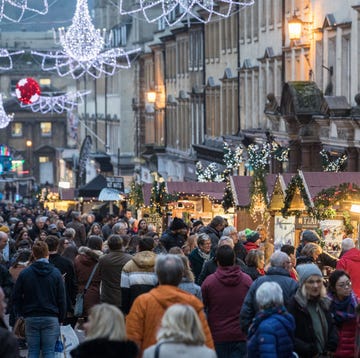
[334,317,357,357]
[202,265,252,342]
[336,248,360,297]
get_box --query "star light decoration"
[0,94,14,129]
[19,90,91,114]
[0,49,24,71]
[32,0,139,79]
[120,0,255,26]
[0,0,48,22]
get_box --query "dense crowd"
[0,203,359,358]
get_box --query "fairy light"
[120,0,255,26]
[0,95,14,129]
[0,0,48,22]
[0,49,24,71]
[18,90,91,114]
[32,0,140,79]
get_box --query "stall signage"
[106,176,124,192]
[295,216,319,229]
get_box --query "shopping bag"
[54,334,65,358]
[61,324,79,353]
[73,293,84,317]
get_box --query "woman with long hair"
[70,303,138,358]
[245,249,265,280]
[143,304,216,358]
[327,270,358,357]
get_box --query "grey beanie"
[301,230,320,243]
[297,263,322,286]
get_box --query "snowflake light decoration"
[0,0,48,22]
[320,149,348,172]
[0,49,24,71]
[32,0,139,79]
[0,94,14,129]
[120,0,255,27]
[18,90,90,114]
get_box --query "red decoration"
[15,78,41,104]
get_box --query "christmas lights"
[0,94,14,129]
[0,0,48,22]
[32,0,140,79]
[19,90,91,114]
[120,0,255,26]
[0,49,24,71]
[15,78,41,105]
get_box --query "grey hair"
[223,226,236,236]
[256,282,284,309]
[210,216,225,227]
[341,238,355,252]
[112,222,128,234]
[157,304,205,345]
[155,254,184,286]
[270,251,290,267]
[218,236,234,248]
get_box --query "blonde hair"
[301,277,327,300]
[301,243,322,258]
[157,304,205,345]
[85,303,127,341]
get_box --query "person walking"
[13,241,66,358]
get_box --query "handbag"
[74,263,99,317]
[13,316,26,339]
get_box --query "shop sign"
[295,216,319,229]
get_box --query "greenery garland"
[128,180,144,211]
[150,179,178,215]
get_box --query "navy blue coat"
[247,311,295,358]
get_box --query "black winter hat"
[170,217,187,231]
[246,231,260,243]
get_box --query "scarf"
[328,292,358,325]
[197,248,211,261]
[307,298,328,354]
[248,305,288,336]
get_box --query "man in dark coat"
[160,217,188,251]
[28,215,47,241]
[99,234,132,309]
[66,211,86,248]
[240,251,298,333]
[198,216,225,249]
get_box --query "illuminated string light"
[32,0,140,79]
[119,0,255,26]
[18,90,91,114]
[0,49,24,71]
[0,94,14,129]
[0,0,48,22]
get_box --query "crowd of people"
[0,203,359,357]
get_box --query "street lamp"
[288,14,302,41]
[146,90,156,104]
[26,140,32,176]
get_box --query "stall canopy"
[77,174,107,198]
[98,187,124,201]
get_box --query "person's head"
[84,303,127,341]
[32,241,49,260]
[157,304,205,345]
[245,230,261,245]
[169,246,184,255]
[89,223,102,236]
[112,222,128,235]
[0,231,8,251]
[216,245,235,267]
[71,211,81,222]
[245,249,265,270]
[62,245,78,262]
[138,237,154,252]
[297,263,325,299]
[38,230,48,241]
[17,229,30,241]
[270,251,292,272]
[155,254,184,286]
[210,216,225,232]
[124,209,132,220]
[281,244,296,267]
[138,219,148,231]
[197,233,211,254]
[63,227,76,240]
[328,270,352,300]
[87,235,103,251]
[301,230,320,244]
[169,218,188,235]
[107,235,123,251]
[341,238,355,253]
[301,243,322,261]
[191,220,203,233]
[218,236,235,249]
[178,255,194,282]
[256,281,284,310]
[35,215,47,229]
[0,287,6,319]
[256,225,267,242]
[45,235,59,252]
[222,226,239,244]
[26,217,33,227]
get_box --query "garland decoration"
[320,149,348,172]
[128,180,144,211]
[150,177,178,215]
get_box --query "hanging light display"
[32,0,140,79]
[0,95,14,129]
[0,49,24,71]
[19,90,91,114]
[15,78,41,105]
[0,0,48,22]
[119,0,255,26]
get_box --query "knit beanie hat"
[246,231,260,243]
[244,228,252,236]
[301,230,320,243]
[170,217,187,231]
[297,263,322,287]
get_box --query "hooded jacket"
[120,250,158,314]
[13,260,66,321]
[336,248,360,297]
[126,285,214,354]
[202,265,252,342]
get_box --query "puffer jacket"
[247,309,295,358]
[120,250,157,314]
[126,284,214,355]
